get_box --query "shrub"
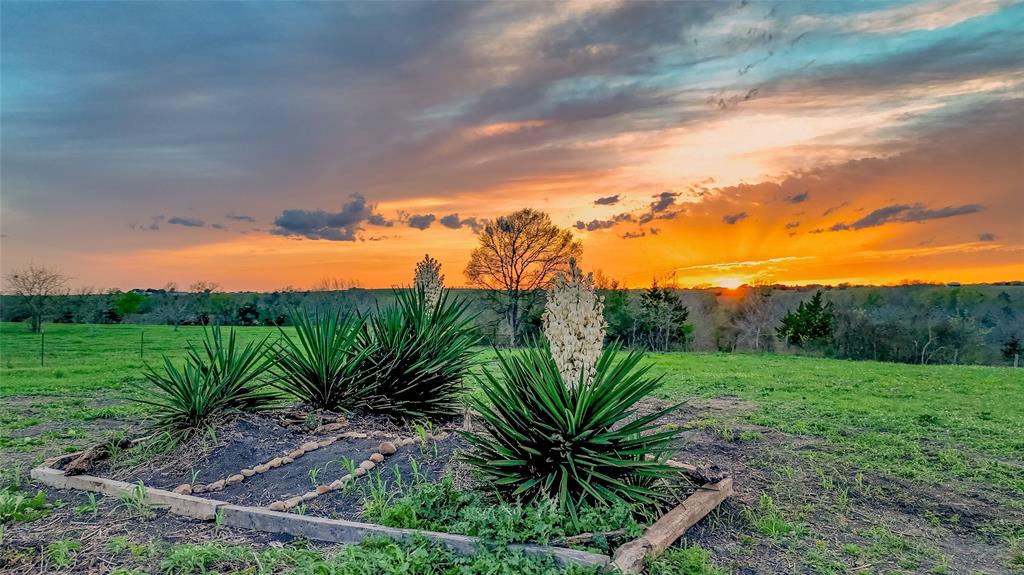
[271,309,373,411]
[358,288,478,420]
[135,327,276,434]
[463,342,679,515]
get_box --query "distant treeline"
[2,283,1022,366]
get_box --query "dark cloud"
[830,203,983,231]
[575,212,636,231]
[649,191,680,213]
[979,232,996,241]
[407,214,436,230]
[622,227,660,239]
[722,212,748,225]
[167,216,205,228]
[271,193,382,241]
[211,223,226,230]
[785,221,800,229]
[439,213,482,232]
[225,213,256,223]
[785,192,809,204]
[594,194,621,206]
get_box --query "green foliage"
[159,537,598,575]
[464,342,679,514]
[744,494,808,539]
[271,308,373,410]
[362,474,644,546]
[777,290,834,348]
[359,288,478,419]
[1002,334,1022,363]
[0,489,50,523]
[635,279,692,351]
[113,292,147,319]
[46,538,81,568]
[134,326,277,434]
[647,545,727,575]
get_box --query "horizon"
[2,1,1023,291]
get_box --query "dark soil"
[93,411,466,522]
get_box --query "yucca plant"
[462,342,680,515]
[271,308,374,410]
[135,327,277,435]
[359,287,479,420]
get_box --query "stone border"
[30,461,610,570]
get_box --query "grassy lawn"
[1,322,1022,574]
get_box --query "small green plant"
[271,308,374,410]
[133,326,277,436]
[0,489,50,523]
[293,503,307,516]
[308,467,321,487]
[647,545,727,575]
[46,538,81,569]
[74,493,98,517]
[118,481,155,519]
[744,494,808,539]
[464,342,679,515]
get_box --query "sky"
[1,0,1022,291]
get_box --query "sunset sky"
[2,0,1022,291]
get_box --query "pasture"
[1,322,1021,574]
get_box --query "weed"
[743,494,808,539]
[46,538,80,569]
[647,545,727,575]
[75,493,98,517]
[0,489,50,523]
[117,481,155,520]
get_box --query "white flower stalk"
[414,254,444,310]
[543,259,606,389]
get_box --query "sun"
[716,277,744,290]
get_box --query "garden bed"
[31,408,733,572]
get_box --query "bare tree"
[465,209,582,346]
[153,282,192,330]
[4,264,70,332]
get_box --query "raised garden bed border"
[32,449,731,573]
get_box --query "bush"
[135,327,276,435]
[271,309,374,411]
[463,342,679,515]
[358,288,478,420]
[0,489,50,523]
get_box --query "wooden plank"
[31,466,225,520]
[32,464,608,569]
[612,477,733,573]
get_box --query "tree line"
[4,208,1021,367]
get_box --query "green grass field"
[1,322,1022,574]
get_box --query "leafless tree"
[465,208,582,346]
[732,285,777,352]
[311,277,361,291]
[4,264,70,332]
[153,282,192,330]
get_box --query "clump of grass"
[647,545,727,575]
[744,494,808,539]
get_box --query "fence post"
[40,330,45,367]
